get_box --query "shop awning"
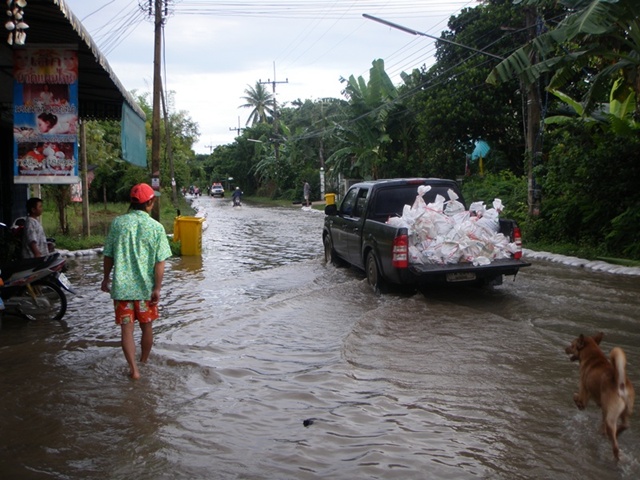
[0,0,145,121]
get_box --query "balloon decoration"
[5,0,28,46]
[471,140,490,176]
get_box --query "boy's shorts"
[114,300,159,325]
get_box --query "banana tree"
[546,77,639,135]
[327,59,398,180]
[487,0,640,115]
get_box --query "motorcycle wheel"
[19,279,67,321]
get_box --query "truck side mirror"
[324,204,338,216]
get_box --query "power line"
[176,1,472,18]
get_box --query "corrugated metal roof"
[0,0,145,121]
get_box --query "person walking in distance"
[303,180,311,207]
[101,183,172,380]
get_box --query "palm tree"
[240,82,274,126]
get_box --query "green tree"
[531,121,640,258]
[403,0,528,179]
[327,59,397,180]
[487,0,640,115]
[278,98,345,198]
[240,82,274,126]
[85,90,200,204]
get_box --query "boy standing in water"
[101,183,172,380]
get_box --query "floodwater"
[2,196,640,479]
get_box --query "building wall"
[1,125,28,224]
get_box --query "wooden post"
[81,120,90,236]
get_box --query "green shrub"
[460,171,528,225]
[605,207,640,259]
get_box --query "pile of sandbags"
[386,185,519,266]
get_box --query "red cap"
[130,183,157,204]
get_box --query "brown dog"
[565,332,635,460]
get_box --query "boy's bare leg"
[121,322,140,379]
[139,322,154,363]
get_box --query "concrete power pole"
[160,82,177,204]
[259,62,288,163]
[150,0,164,220]
[229,116,243,136]
[524,6,542,217]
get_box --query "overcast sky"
[63,0,475,154]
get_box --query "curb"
[55,201,640,277]
[60,249,640,277]
[523,249,640,276]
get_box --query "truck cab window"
[353,189,369,218]
[340,188,359,216]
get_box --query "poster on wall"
[13,45,79,184]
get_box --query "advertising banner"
[13,45,79,184]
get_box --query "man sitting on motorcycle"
[232,187,243,206]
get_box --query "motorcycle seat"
[0,253,62,279]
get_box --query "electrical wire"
[75,0,556,146]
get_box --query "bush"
[533,123,640,260]
[460,171,528,225]
[605,207,640,259]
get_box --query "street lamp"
[362,14,504,61]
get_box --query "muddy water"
[2,197,640,479]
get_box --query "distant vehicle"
[210,183,225,197]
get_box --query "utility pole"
[229,116,243,136]
[80,120,89,236]
[150,0,166,220]
[160,82,177,204]
[259,62,288,163]
[524,6,542,217]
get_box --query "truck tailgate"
[409,258,531,282]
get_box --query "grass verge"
[42,196,196,251]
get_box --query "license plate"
[57,272,72,290]
[446,272,476,282]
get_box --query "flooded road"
[2,196,640,479]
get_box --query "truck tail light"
[513,226,523,260]
[392,233,409,268]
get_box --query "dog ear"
[577,334,585,349]
[594,332,604,344]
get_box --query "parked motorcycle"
[0,222,74,321]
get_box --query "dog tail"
[610,347,628,397]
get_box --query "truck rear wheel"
[366,252,386,294]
